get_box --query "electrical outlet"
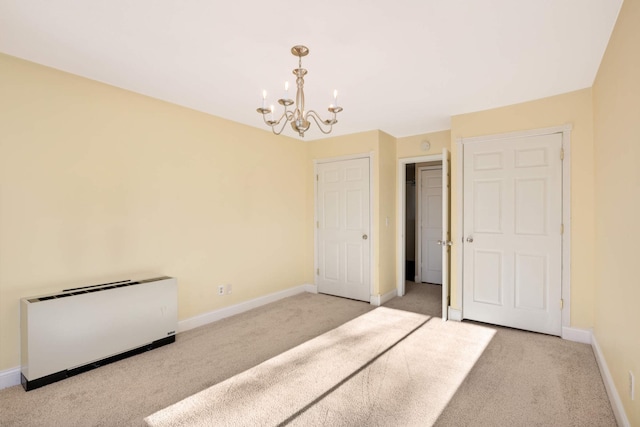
[630,371,635,400]
[226,284,232,294]
[218,285,225,296]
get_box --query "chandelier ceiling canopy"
[257,45,342,138]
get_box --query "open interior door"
[441,148,451,320]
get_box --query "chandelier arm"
[261,105,288,125]
[271,113,291,135]
[264,109,289,135]
[258,110,286,135]
[261,115,273,126]
[265,109,297,135]
[305,110,336,135]
[305,109,338,124]
[274,110,289,126]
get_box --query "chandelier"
[257,45,342,138]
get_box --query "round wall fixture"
[420,140,431,151]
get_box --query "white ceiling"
[0,0,623,140]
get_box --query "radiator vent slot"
[27,276,171,303]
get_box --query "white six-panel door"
[419,168,443,284]
[463,133,563,335]
[317,158,371,302]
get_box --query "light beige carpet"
[384,281,442,317]
[0,293,374,427]
[146,308,496,426]
[0,292,616,426]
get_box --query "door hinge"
[316,174,319,181]
[560,148,564,160]
[560,299,564,310]
[316,268,320,275]
[560,223,564,235]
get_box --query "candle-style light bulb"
[333,90,338,107]
[262,90,267,109]
[270,105,274,121]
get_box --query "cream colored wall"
[0,54,309,371]
[450,88,595,328]
[377,131,397,296]
[396,130,451,158]
[593,0,640,423]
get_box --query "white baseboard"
[447,307,462,321]
[370,288,397,307]
[178,283,314,333]
[592,334,630,427]
[0,367,21,390]
[380,288,397,305]
[561,326,592,344]
[304,283,318,294]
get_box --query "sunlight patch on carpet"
[145,307,495,426]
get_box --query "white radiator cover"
[20,276,177,390]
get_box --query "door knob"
[466,236,474,243]
[362,234,368,240]
[437,240,443,246]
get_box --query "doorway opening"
[403,162,443,317]
[397,151,450,320]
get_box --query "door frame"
[314,152,375,304]
[415,165,444,284]
[396,154,444,307]
[456,124,572,334]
